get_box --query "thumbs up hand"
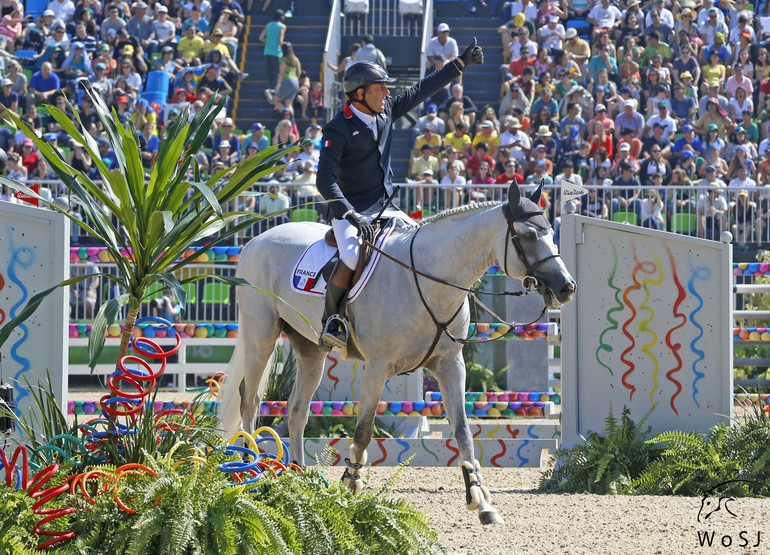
[459,37,484,70]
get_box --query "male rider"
[316,39,484,350]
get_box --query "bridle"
[366,201,565,372]
[501,201,563,294]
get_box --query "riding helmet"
[343,61,396,95]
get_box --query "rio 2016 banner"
[559,215,732,446]
[0,201,68,435]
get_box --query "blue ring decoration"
[255,437,290,466]
[219,445,261,473]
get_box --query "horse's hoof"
[342,476,363,493]
[479,509,504,525]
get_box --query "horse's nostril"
[562,282,576,295]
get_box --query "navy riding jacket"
[317,60,463,220]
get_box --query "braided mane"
[414,201,501,228]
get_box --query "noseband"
[501,201,562,292]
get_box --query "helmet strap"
[351,85,378,116]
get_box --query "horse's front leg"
[433,352,504,525]
[343,362,389,493]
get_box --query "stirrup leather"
[320,314,349,350]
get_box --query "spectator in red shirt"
[496,158,524,185]
[20,138,40,174]
[465,141,496,180]
[508,45,536,78]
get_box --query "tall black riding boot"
[319,283,349,351]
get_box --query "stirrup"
[319,315,349,351]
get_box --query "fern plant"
[539,405,662,494]
[0,487,42,554]
[630,422,770,496]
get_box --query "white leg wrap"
[342,449,367,493]
[460,459,491,511]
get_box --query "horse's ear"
[507,178,521,206]
[529,179,544,206]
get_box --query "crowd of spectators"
[401,2,770,246]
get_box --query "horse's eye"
[523,231,537,240]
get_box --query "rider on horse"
[316,40,484,351]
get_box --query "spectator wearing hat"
[89,61,113,96]
[673,124,703,158]
[538,15,565,52]
[59,41,93,88]
[471,120,500,157]
[702,30,730,65]
[499,117,529,160]
[152,5,177,50]
[156,45,183,77]
[613,98,644,141]
[426,23,458,74]
[725,127,758,165]
[100,4,126,41]
[413,122,442,156]
[0,78,18,113]
[126,2,155,54]
[414,104,446,137]
[203,28,245,80]
[212,138,238,168]
[289,140,319,173]
[730,189,757,247]
[525,156,553,187]
[214,8,242,58]
[587,103,614,136]
[212,116,239,153]
[19,137,39,174]
[610,160,642,218]
[696,97,734,140]
[211,0,245,27]
[563,28,590,75]
[241,122,269,153]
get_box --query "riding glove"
[459,38,484,70]
[346,211,375,244]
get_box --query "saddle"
[323,220,384,288]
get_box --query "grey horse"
[220,182,576,525]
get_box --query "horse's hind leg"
[283,327,327,468]
[239,312,282,434]
[344,362,390,493]
[433,352,504,525]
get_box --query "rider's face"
[362,83,390,113]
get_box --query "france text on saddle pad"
[290,220,396,301]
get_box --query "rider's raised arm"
[389,60,463,122]
[316,126,354,220]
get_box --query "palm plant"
[0,84,299,370]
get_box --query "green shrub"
[539,406,661,494]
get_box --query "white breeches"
[331,207,415,270]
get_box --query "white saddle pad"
[291,219,396,302]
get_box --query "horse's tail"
[219,312,276,440]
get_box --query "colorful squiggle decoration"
[420,438,439,464]
[687,254,710,409]
[664,246,687,415]
[445,439,460,467]
[0,272,6,326]
[596,239,623,375]
[516,439,530,467]
[619,245,647,400]
[372,438,388,466]
[395,439,410,464]
[490,440,507,467]
[638,250,663,409]
[7,230,34,413]
[326,355,339,392]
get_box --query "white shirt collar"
[349,103,377,136]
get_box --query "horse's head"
[498,180,576,308]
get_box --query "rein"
[364,204,560,371]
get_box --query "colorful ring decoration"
[733,262,770,276]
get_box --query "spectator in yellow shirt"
[413,122,443,157]
[443,121,472,159]
[178,23,205,65]
[471,120,500,157]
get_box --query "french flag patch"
[323,140,331,148]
